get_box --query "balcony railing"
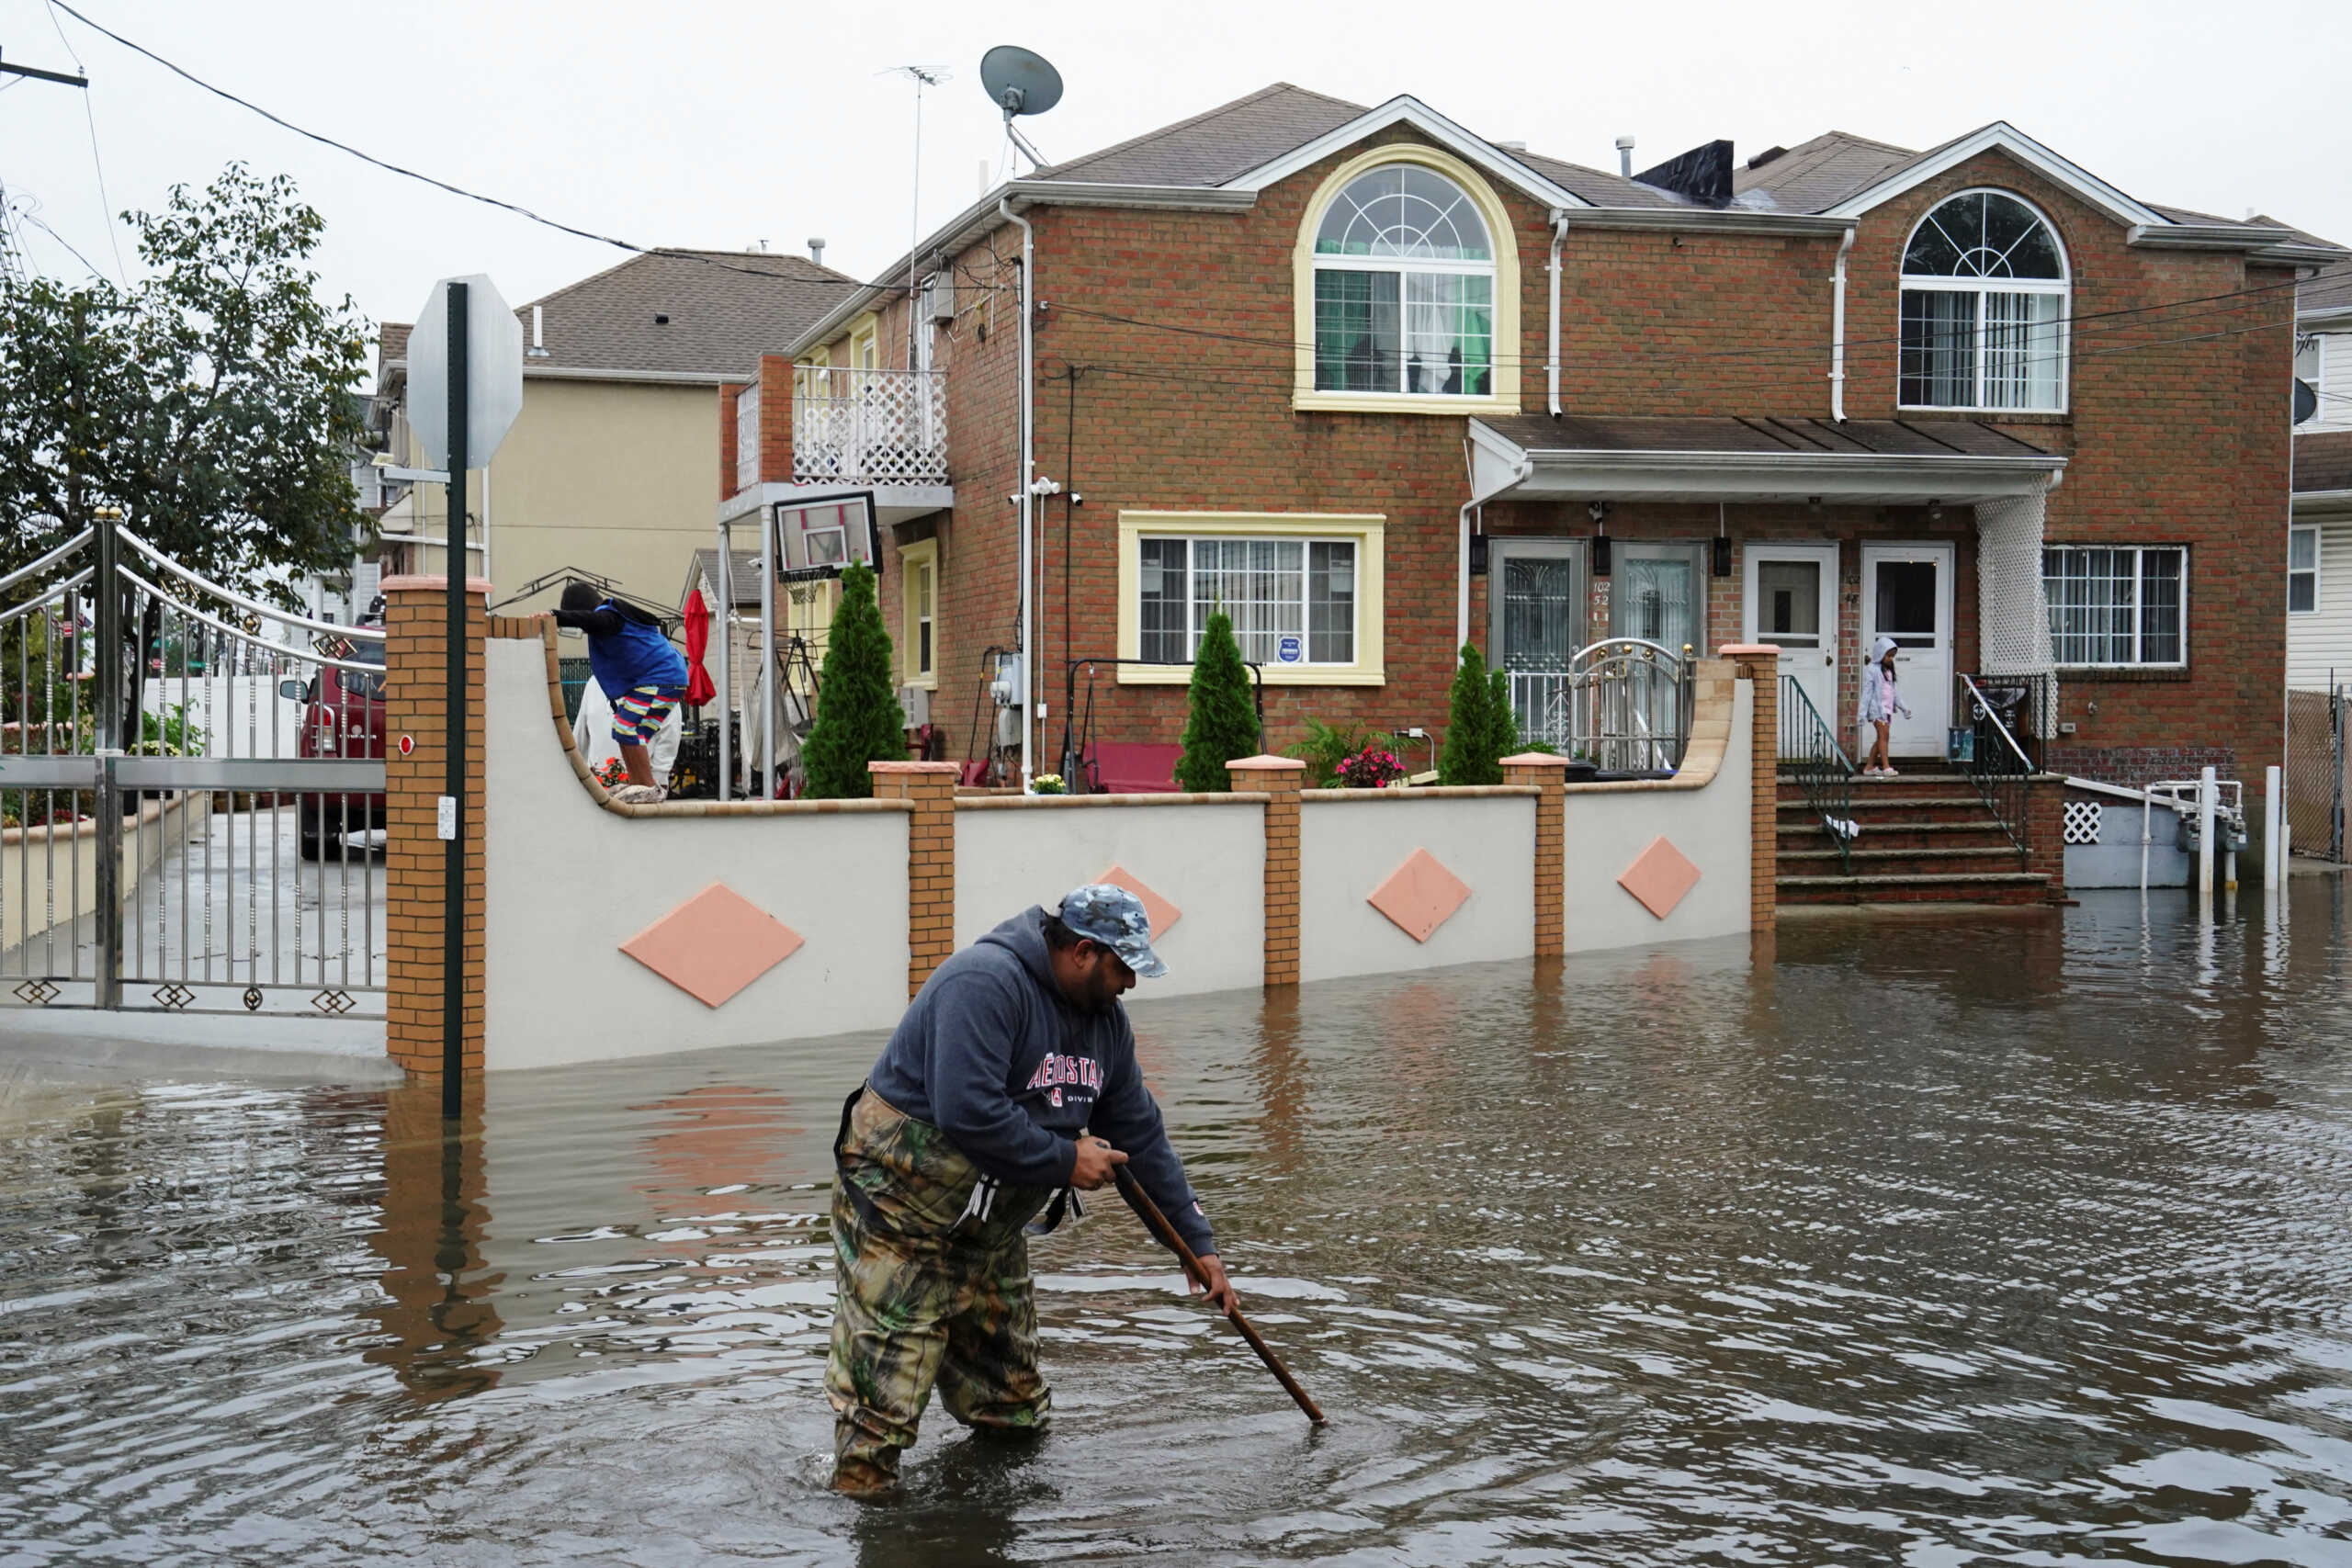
[792,367,948,486]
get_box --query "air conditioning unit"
[899,683,932,727]
[922,272,956,325]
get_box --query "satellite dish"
[2295,378,2320,425]
[980,45,1062,117]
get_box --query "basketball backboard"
[774,492,880,580]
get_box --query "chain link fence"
[2286,686,2348,863]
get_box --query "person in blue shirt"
[551,582,689,803]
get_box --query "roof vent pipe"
[808,237,827,265]
[1614,135,1635,177]
[528,304,548,358]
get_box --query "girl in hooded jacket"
[1859,635,1911,776]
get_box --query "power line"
[43,0,882,298]
[46,2,126,284]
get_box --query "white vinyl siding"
[2288,516,2352,692]
[2301,330,2352,434]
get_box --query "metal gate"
[2286,684,2348,863]
[0,523,387,1017]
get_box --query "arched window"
[1312,164,1495,397]
[1898,190,2069,412]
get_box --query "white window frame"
[1117,512,1385,686]
[2290,525,2321,616]
[734,383,761,493]
[1898,188,2072,415]
[899,538,939,688]
[1291,146,1520,417]
[2042,544,2188,670]
[2295,331,2323,391]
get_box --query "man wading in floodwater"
[824,884,1237,1494]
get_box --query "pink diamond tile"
[1098,863,1181,938]
[1367,848,1471,943]
[620,884,803,1009]
[1618,835,1701,920]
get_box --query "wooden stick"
[1113,1166,1327,1425]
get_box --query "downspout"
[1547,209,1569,418]
[1829,224,1856,422]
[1001,197,1035,787]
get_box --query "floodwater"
[5,886,2352,1566]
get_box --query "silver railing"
[0,525,388,1017]
[791,367,949,485]
[1507,637,1694,772]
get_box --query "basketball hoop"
[774,491,880,581]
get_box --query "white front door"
[1860,543,1954,757]
[1745,543,1838,730]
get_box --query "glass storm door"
[1491,540,1584,671]
[1745,543,1838,729]
[1611,544,1704,655]
[1860,542,1954,756]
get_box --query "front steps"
[1776,770,2058,907]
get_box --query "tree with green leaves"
[1487,664,1524,761]
[1175,610,1258,791]
[799,563,908,798]
[1440,643,1505,785]
[0,164,372,739]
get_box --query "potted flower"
[1030,773,1068,795]
[1337,743,1406,789]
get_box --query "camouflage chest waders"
[825,1086,1058,1488]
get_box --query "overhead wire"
[44,0,125,284]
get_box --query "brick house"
[722,85,2338,839]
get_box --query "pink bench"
[1085,742,1182,794]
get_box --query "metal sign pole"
[716,519,732,803]
[444,281,469,1118]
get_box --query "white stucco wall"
[1299,793,1538,982]
[482,639,910,1070]
[1559,679,1755,952]
[953,799,1265,998]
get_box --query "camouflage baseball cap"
[1056,884,1168,978]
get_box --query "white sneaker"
[1881,766,1900,777]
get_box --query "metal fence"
[0,525,387,1018]
[2287,685,2347,863]
[1507,638,1693,772]
[1778,673,1855,872]
[1954,672,2041,863]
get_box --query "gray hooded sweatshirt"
[863,907,1215,1257]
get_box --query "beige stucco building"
[372,248,854,613]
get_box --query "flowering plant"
[1337,744,1406,789]
[592,758,628,789]
[1030,773,1067,795]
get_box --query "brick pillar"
[1502,752,1572,956]
[1228,755,1305,987]
[870,761,961,998]
[1720,645,1781,935]
[758,353,793,484]
[383,575,490,1076]
[2025,774,2068,897]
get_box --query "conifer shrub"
[1439,644,1503,786]
[798,563,908,798]
[1174,610,1259,791]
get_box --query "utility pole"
[0,46,90,89]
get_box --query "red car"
[279,664,387,861]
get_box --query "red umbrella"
[683,592,718,705]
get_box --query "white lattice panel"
[2064,800,2102,845]
[793,369,948,484]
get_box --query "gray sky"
[5,0,2346,375]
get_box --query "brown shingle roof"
[1033,82,1368,187]
[378,321,412,366]
[2298,431,2352,493]
[517,249,856,378]
[1732,130,1918,213]
[1479,412,2052,459]
[2301,257,2352,315]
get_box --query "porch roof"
[1468,414,2064,505]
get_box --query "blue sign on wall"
[1276,635,1304,663]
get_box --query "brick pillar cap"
[1718,643,1782,658]
[1501,751,1575,769]
[381,574,494,595]
[868,760,960,774]
[1227,754,1306,772]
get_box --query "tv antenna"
[980,45,1061,171]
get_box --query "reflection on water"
[5,884,2352,1564]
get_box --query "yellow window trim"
[1292,143,1521,417]
[848,312,880,372]
[1115,511,1385,687]
[899,538,939,690]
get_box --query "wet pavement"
[3,884,2350,1564]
